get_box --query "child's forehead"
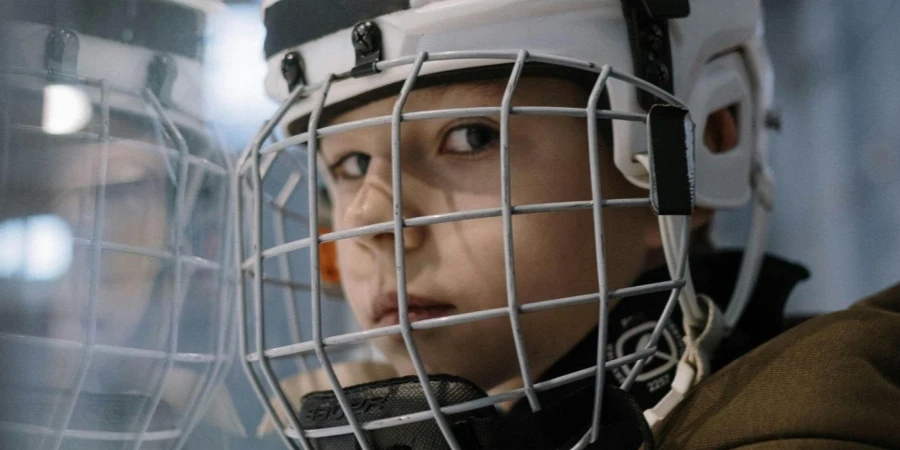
[326,77,586,126]
[327,79,508,125]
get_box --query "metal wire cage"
[237,50,696,450]
[0,47,236,450]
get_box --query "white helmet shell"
[261,0,771,209]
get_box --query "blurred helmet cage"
[241,0,775,449]
[0,0,235,449]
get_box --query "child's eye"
[330,152,371,180]
[441,123,500,155]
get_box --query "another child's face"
[320,77,653,391]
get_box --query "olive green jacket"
[655,282,900,449]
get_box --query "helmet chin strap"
[636,213,726,428]
[632,155,773,427]
[723,164,774,329]
[639,149,774,333]
[658,214,704,327]
[643,292,726,428]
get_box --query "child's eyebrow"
[319,80,508,129]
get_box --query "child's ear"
[703,105,739,154]
[644,104,737,248]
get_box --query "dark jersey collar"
[505,251,809,450]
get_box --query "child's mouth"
[375,304,457,328]
[372,292,456,328]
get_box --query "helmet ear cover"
[685,51,756,208]
[286,62,613,146]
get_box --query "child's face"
[320,77,654,391]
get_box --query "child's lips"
[374,304,457,328]
[371,292,456,328]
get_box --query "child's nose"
[341,164,425,253]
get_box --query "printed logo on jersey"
[605,297,686,409]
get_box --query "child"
[244,1,900,449]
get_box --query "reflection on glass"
[42,84,93,135]
[0,215,73,281]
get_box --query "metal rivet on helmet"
[350,21,383,78]
[45,28,80,74]
[352,21,380,55]
[645,59,671,86]
[281,51,306,92]
[146,54,179,105]
[640,23,665,52]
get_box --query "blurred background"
[2,0,899,448]
[714,0,900,316]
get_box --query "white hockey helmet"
[0,0,238,448]
[240,0,774,448]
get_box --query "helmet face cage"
[0,26,235,450]
[238,50,696,450]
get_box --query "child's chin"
[374,326,449,349]
[374,331,466,369]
